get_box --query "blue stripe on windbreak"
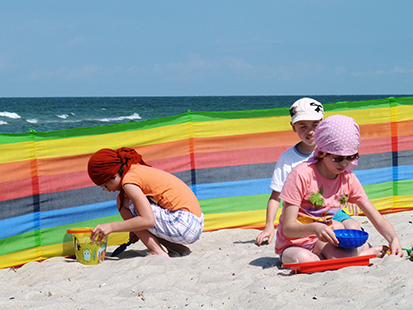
[0,213,38,240]
[353,165,413,185]
[0,201,117,240]
[394,164,413,181]
[352,167,392,185]
[193,166,413,201]
[194,178,272,200]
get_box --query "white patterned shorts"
[129,199,204,245]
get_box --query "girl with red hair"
[88,147,204,257]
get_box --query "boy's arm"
[256,191,280,245]
[358,200,403,256]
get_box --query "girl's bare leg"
[281,246,321,264]
[341,218,361,230]
[319,241,388,260]
[332,220,345,230]
[157,237,191,256]
[119,197,169,257]
[133,229,169,257]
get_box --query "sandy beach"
[1,210,413,310]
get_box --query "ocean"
[0,95,408,134]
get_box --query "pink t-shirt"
[275,162,368,254]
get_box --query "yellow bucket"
[67,228,108,265]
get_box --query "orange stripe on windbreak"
[359,122,391,140]
[393,119,413,137]
[193,146,291,169]
[0,160,34,183]
[359,120,413,139]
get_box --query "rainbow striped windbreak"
[1,97,413,268]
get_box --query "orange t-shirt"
[122,164,202,217]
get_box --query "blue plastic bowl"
[334,229,369,249]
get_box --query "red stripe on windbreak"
[391,121,399,154]
[1,178,35,201]
[359,137,392,155]
[146,154,192,173]
[397,135,413,152]
[30,158,40,197]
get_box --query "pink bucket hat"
[309,114,360,171]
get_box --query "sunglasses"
[328,153,359,163]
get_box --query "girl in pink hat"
[275,115,403,264]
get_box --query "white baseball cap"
[289,97,324,124]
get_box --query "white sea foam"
[26,119,38,124]
[97,113,142,122]
[57,114,69,119]
[0,121,8,125]
[0,112,21,119]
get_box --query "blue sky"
[1,1,412,97]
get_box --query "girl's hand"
[314,224,339,246]
[389,238,403,257]
[256,226,275,246]
[91,223,112,244]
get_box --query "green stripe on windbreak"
[0,113,193,144]
[327,96,413,112]
[363,180,413,200]
[393,180,413,196]
[41,214,123,246]
[200,194,269,215]
[363,182,393,200]
[188,108,289,122]
[0,230,38,255]
[0,215,122,256]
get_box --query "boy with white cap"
[256,98,360,246]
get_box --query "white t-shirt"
[269,143,312,192]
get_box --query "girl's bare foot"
[360,243,389,258]
[146,250,169,257]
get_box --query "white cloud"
[352,66,413,77]
[28,65,103,81]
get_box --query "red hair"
[88,147,150,186]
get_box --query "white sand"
[1,211,413,310]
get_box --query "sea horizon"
[1,94,411,134]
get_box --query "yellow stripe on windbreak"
[33,123,192,159]
[0,232,129,269]
[0,141,35,164]
[203,209,267,231]
[323,107,391,125]
[192,115,291,139]
[392,105,413,122]
[202,194,413,232]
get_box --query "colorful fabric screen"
[1,97,412,268]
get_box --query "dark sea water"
[0,95,409,134]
